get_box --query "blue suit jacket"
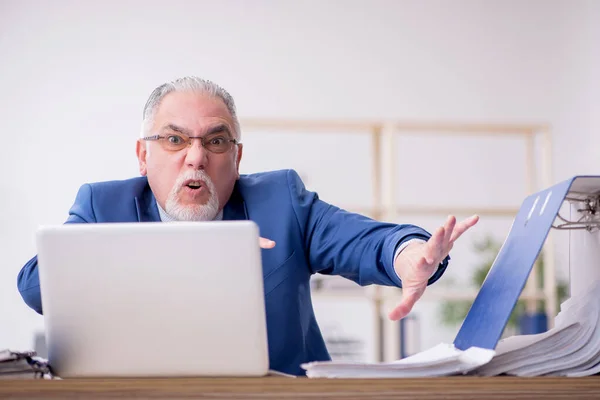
[17,169,448,375]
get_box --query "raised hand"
[388,215,479,321]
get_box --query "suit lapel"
[223,180,248,221]
[134,181,161,222]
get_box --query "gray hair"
[141,76,241,140]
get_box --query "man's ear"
[235,144,243,178]
[136,140,148,176]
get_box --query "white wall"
[1,0,598,353]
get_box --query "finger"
[425,226,445,264]
[388,285,426,321]
[259,237,276,249]
[443,215,456,248]
[449,215,480,243]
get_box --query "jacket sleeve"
[17,184,97,314]
[286,169,449,287]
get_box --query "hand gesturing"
[389,215,479,321]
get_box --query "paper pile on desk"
[303,280,600,378]
[301,343,495,378]
[0,350,53,379]
[472,280,600,377]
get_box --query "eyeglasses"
[142,132,240,154]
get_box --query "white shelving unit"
[240,118,554,361]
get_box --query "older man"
[17,76,478,375]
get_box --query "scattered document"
[303,279,600,378]
[301,343,494,378]
[0,350,53,379]
[472,280,600,377]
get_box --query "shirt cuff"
[393,238,438,280]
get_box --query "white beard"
[165,170,220,221]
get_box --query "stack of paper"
[303,279,600,378]
[301,343,494,378]
[472,280,600,377]
[0,350,53,379]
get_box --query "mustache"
[174,170,213,192]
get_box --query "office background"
[1,0,598,360]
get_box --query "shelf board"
[240,119,381,133]
[240,118,549,135]
[311,286,547,302]
[337,205,520,217]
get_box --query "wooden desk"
[2,376,600,399]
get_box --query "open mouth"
[184,180,204,190]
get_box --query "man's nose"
[184,139,208,170]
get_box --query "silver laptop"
[36,221,269,378]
